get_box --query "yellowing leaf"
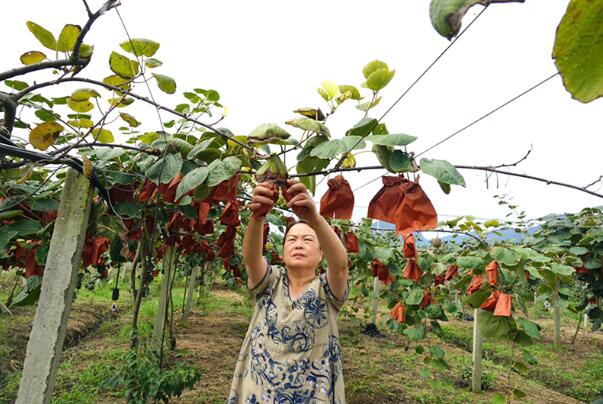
[366,68,395,91]
[109,51,138,79]
[102,75,130,91]
[321,80,340,100]
[20,51,46,65]
[363,60,389,79]
[26,21,56,51]
[145,58,162,68]
[57,24,81,52]
[29,122,64,150]
[108,97,134,107]
[92,128,114,143]
[79,44,94,58]
[119,38,160,57]
[67,98,94,113]
[67,118,94,128]
[70,88,101,102]
[82,155,93,178]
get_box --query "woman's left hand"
[285,179,319,222]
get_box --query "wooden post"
[472,308,483,393]
[552,284,561,347]
[152,245,176,350]
[583,312,590,332]
[371,276,381,325]
[182,265,199,322]
[16,169,92,404]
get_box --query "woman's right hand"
[249,182,278,218]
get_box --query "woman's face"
[282,223,322,272]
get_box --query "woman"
[228,180,349,403]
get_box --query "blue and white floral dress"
[229,264,347,403]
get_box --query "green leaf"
[114,202,144,218]
[137,132,159,145]
[366,134,417,147]
[479,310,513,339]
[356,96,381,112]
[363,60,389,79]
[464,287,491,308]
[429,0,523,40]
[285,117,330,136]
[5,220,42,236]
[119,112,140,128]
[206,159,238,187]
[309,136,366,159]
[152,73,176,94]
[296,157,329,195]
[57,24,81,52]
[321,80,340,100]
[346,118,377,137]
[109,51,138,80]
[20,51,46,65]
[517,317,541,340]
[26,21,56,50]
[338,85,361,100]
[522,349,538,365]
[79,44,93,58]
[551,263,575,276]
[553,0,603,102]
[298,135,328,161]
[569,246,588,256]
[490,246,520,266]
[420,158,466,186]
[456,255,483,269]
[429,345,445,360]
[187,138,219,159]
[119,38,160,57]
[10,276,42,307]
[0,210,24,221]
[31,199,59,212]
[366,68,395,91]
[146,153,183,184]
[4,80,29,91]
[249,123,291,141]
[103,75,131,91]
[176,167,209,200]
[406,288,424,305]
[438,181,451,194]
[525,266,544,280]
[0,231,18,250]
[403,325,426,341]
[67,118,94,129]
[34,109,59,122]
[490,393,506,404]
[145,58,163,68]
[91,128,114,143]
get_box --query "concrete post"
[182,265,198,322]
[472,308,483,393]
[552,283,561,347]
[152,245,176,350]
[16,169,92,404]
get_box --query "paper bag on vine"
[403,234,416,258]
[368,175,437,236]
[493,293,512,317]
[486,260,499,287]
[319,175,354,219]
[466,275,483,295]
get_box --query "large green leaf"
[478,310,513,339]
[26,21,56,50]
[120,38,160,57]
[176,167,209,200]
[490,246,520,266]
[309,136,366,159]
[429,0,524,40]
[109,51,138,79]
[70,88,101,102]
[456,255,483,269]
[206,158,240,187]
[187,138,219,160]
[5,220,42,236]
[553,0,603,103]
[296,157,329,195]
[406,288,425,305]
[464,286,491,308]
[366,68,395,91]
[0,231,18,250]
[550,263,575,276]
[366,134,417,147]
[285,117,330,136]
[91,128,114,144]
[420,158,466,186]
[338,85,362,100]
[517,317,540,340]
[146,153,183,184]
[403,325,426,341]
[57,24,81,52]
[10,276,42,307]
[298,135,328,161]
[31,199,59,212]
[152,73,176,94]
[346,118,377,137]
[363,60,389,79]
[249,123,291,142]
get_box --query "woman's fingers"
[253,184,276,197]
[252,195,276,205]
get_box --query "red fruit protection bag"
[319,175,354,220]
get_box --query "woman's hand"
[285,179,319,222]
[249,182,278,219]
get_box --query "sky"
[1,0,602,224]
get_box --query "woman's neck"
[287,268,315,290]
